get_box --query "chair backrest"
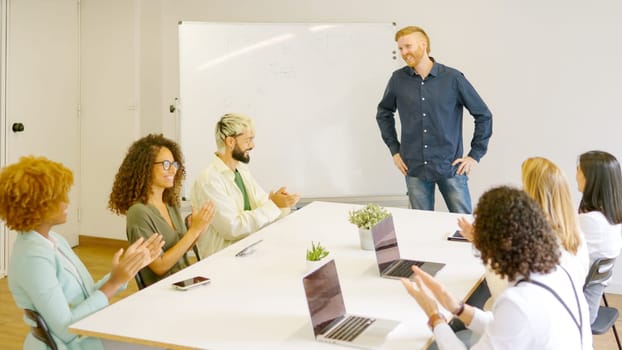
[192,245,201,262]
[184,213,201,261]
[135,270,147,290]
[24,309,58,350]
[585,257,617,288]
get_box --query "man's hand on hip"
[452,156,477,175]
[392,153,408,176]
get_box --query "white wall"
[80,0,622,290]
[80,0,139,240]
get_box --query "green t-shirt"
[234,169,251,211]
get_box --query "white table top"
[70,201,484,350]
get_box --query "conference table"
[70,201,485,350]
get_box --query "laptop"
[302,259,399,349]
[371,216,445,279]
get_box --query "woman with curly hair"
[109,134,215,287]
[576,150,622,324]
[0,156,163,350]
[402,186,592,349]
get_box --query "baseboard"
[298,195,410,208]
[606,281,622,295]
[182,195,410,211]
[79,235,127,249]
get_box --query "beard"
[403,46,424,68]
[232,144,251,164]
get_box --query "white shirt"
[191,154,289,257]
[560,235,590,287]
[579,211,622,264]
[434,267,593,350]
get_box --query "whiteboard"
[178,22,402,198]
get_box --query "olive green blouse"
[126,202,189,287]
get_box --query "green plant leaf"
[347,203,390,230]
[306,241,329,261]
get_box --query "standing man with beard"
[376,26,492,213]
[191,113,300,257]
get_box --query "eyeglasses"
[154,160,180,170]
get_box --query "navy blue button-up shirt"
[376,61,493,181]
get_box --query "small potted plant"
[306,241,329,270]
[348,203,391,250]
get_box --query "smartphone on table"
[447,230,469,242]
[172,276,211,290]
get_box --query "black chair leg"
[603,294,622,350]
[193,245,201,261]
[613,323,622,350]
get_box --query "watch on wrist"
[454,301,465,316]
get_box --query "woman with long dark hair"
[576,150,622,324]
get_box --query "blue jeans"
[405,174,472,214]
[584,282,606,325]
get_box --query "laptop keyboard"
[387,260,423,278]
[325,316,375,342]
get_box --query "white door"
[3,0,80,253]
[0,0,6,278]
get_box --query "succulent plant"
[306,241,329,261]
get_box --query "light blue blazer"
[8,231,109,350]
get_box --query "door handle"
[12,122,24,132]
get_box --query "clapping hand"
[401,265,461,317]
[400,275,439,317]
[101,234,163,298]
[457,217,474,242]
[269,186,300,208]
[144,233,165,261]
[110,234,162,284]
[189,201,216,234]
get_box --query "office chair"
[448,279,491,333]
[584,257,622,350]
[24,309,58,350]
[135,270,147,290]
[184,214,202,261]
[426,280,490,349]
[191,245,201,262]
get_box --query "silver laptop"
[302,259,399,349]
[371,216,445,279]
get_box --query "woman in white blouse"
[576,150,622,324]
[402,186,592,350]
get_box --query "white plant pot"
[358,228,374,250]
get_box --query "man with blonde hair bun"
[191,113,300,257]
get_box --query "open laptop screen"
[303,260,346,336]
[371,216,401,272]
